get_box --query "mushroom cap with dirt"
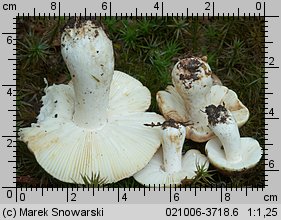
[205,104,262,173]
[156,57,249,142]
[134,120,209,186]
[19,20,164,184]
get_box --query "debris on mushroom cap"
[144,118,192,130]
[205,104,230,127]
[205,104,262,173]
[174,57,212,90]
[208,85,249,127]
[134,120,209,186]
[178,58,205,75]
[19,19,164,184]
[157,57,249,142]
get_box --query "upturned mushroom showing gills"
[156,57,249,142]
[205,104,262,173]
[19,20,164,184]
[134,120,209,186]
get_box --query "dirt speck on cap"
[61,17,110,37]
[63,17,100,29]
[94,30,99,37]
[177,58,202,73]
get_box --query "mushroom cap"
[210,85,249,128]
[211,73,223,85]
[205,137,262,172]
[20,71,164,184]
[156,86,187,122]
[133,149,209,186]
[157,84,249,142]
[109,70,151,115]
[157,57,249,142]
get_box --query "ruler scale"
[0,0,280,219]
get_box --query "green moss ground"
[17,17,264,188]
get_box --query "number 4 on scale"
[154,2,163,11]
[154,2,159,10]
[122,193,127,201]
[7,88,12,96]
[118,192,128,202]
[268,108,274,116]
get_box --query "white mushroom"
[134,120,209,186]
[157,57,249,142]
[19,20,164,184]
[205,104,262,172]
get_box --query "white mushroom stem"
[206,105,242,163]
[162,123,186,173]
[61,21,114,129]
[172,57,213,128]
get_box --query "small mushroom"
[19,20,164,184]
[205,104,262,173]
[157,57,249,142]
[134,120,209,186]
